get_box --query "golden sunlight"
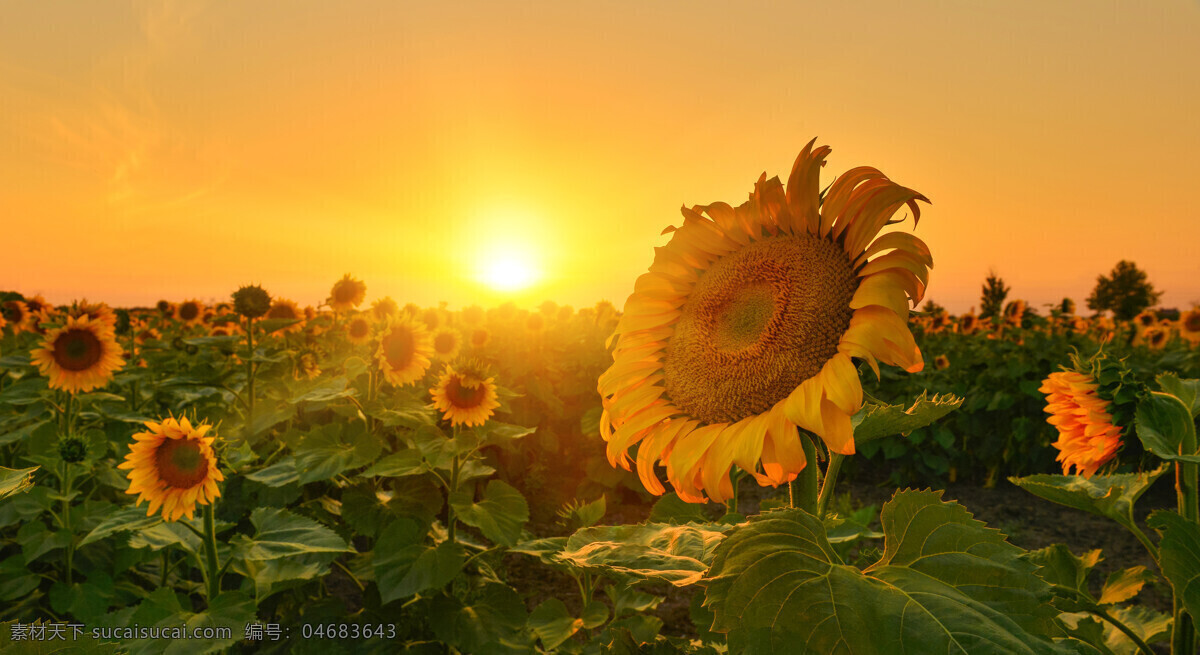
[481,255,537,291]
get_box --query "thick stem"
[1092,604,1156,655]
[1173,596,1194,655]
[202,503,221,603]
[816,453,846,519]
[1173,420,1198,655]
[789,431,820,515]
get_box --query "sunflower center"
[154,438,210,489]
[53,329,104,371]
[334,284,357,303]
[434,333,456,353]
[383,328,415,369]
[447,377,485,409]
[663,234,858,424]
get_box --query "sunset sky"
[3,1,1199,314]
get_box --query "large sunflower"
[31,316,126,393]
[431,362,500,427]
[377,316,434,386]
[598,140,930,503]
[117,417,224,522]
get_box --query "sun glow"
[482,256,537,291]
[468,206,550,295]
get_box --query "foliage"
[1086,260,1163,321]
[980,269,1011,320]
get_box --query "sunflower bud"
[232,285,272,319]
[58,435,87,464]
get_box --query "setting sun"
[482,255,537,291]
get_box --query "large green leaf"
[703,490,1071,655]
[450,480,529,547]
[293,423,381,484]
[528,598,582,650]
[1148,511,1200,624]
[233,552,336,603]
[1102,605,1172,653]
[1025,544,1102,599]
[126,590,257,655]
[429,582,532,655]
[231,507,352,561]
[1157,373,1200,418]
[649,492,710,524]
[1135,392,1200,462]
[373,518,465,604]
[559,522,733,586]
[1008,467,1169,533]
[79,506,162,547]
[244,456,300,487]
[0,466,36,500]
[852,392,963,444]
[359,449,425,478]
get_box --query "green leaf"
[1009,467,1169,533]
[359,449,425,478]
[288,377,357,404]
[450,480,529,547]
[17,522,72,564]
[528,598,581,650]
[852,391,963,444]
[1135,392,1200,462]
[575,495,607,528]
[0,554,40,601]
[704,491,1070,655]
[128,522,202,554]
[1157,373,1200,418]
[258,317,302,334]
[131,590,257,655]
[428,582,531,655]
[0,466,37,500]
[79,505,162,547]
[559,522,732,586]
[233,552,335,604]
[605,584,664,619]
[232,507,352,560]
[1148,511,1200,624]
[373,518,465,604]
[1102,605,1172,653]
[244,456,300,487]
[582,599,609,629]
[649,492,709,524]
[1025,544,1102,598]
[475,422,537,447]
[1098,566,1155,605]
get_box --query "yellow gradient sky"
[3,1,1199,313]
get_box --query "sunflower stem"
[60,459,74,586]
[244,316,255,438]
[816,453,845,519]
[447,426,460,545]
[202,502,221,604]
[789,431,820,515]
[1173,417,1198,655]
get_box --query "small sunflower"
[1133,310,1157,330]
[934,354,950,370]
[1178,307,1200,344]
[431,327,463,360]
[1143,326,1170,349]
[265,299,305,333]
[1040,371,1123,477]
[430,361,500,427]
[1004,299,1026,327]
[117,417,223,522]
[175,299,205,326]
[469,326,491,349]
[295,349,321,380]
[958,311,979,334]
[377,316,434,387]
[370,297,399,323]
[134,322,162,345]
[156,300,174,316]
[23,295,50,315]
[599,140,930,503]
[1,300,30,333]
[345,315,373,345]
[329,274,366,312]
[31,316,126,393]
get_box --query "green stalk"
[789,431,820,515]
[1172,419,1199,655]
[1091,604,1156,655]
[244,316,255,437]
[202,503,221,603]
[61,459,74,586]
[447,453,460,545]
[816,453,846,519]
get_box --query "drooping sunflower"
[117,417,223,522]
[175,299,205,326]
[1040,371,1123,477]
[1178,307,1200,344]
[431,327,463,361]
[329,274,366,312]
[430,361,500,427]
[31,316,126,393]
[377,316,434,386]
[345,315,373,345]
[599,140,930,503]
[265,299,305,333]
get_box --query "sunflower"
[31,316,126,393]
[929,311,951,333]
[23,295,50,315]
[117,417,223,522]
[469,326,491,349]
[1,300,30,333]
[934,354,950,370]
[156,300,174,317]
[1133,310,1157,329]
[420,307,443,330]
[1178,307,1200,344]
[329,274,366,312]
[1040,371,1122,477]
[175,299,205,326]
[345,315,373,345]
[430,361,500,427]
[599,140,930,503]
[265,299,305,333]
[295,349,321,380]
[377,316,434,386]
[67,299,118,329]
[370,297,399,323]
[427,327,460,361]
[1143,326,1169,349]
[134,322,162,344]
[1003,299,1026,327]
[957,311,979,335]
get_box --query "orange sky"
[3,1,1199,314]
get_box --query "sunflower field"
[4,143,1200,655]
